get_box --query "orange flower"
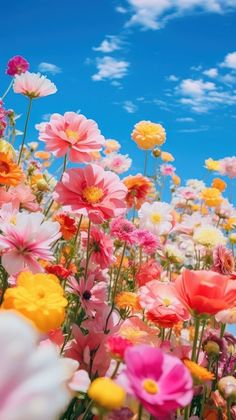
[223,217,236,231]
[212,178,227,192]
[115,292,141,311]
[183,359,215,382]
[161,151,174,162]
[132,120,166,150]
[34,151,51,160]
[201,188,222,207]
[172,174,181,186]
[123,174,153,209]
[54,213,77,240]
[0,153,23,186]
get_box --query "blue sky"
[1,0,236,186]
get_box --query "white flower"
[193,224,227,248]
[13,71,57,98]
[138,201,173,235]
[0,311,72,420]
[100,153,132,174]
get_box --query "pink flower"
[13,71,57,98]
[100,153,132,174]
[219,157,236,179]
[119,345,193,418]
[160,163,176,176]
[10,184,40,211]
[136,259,162,287]
[0,212,61,274]
[82,227,114,269]
[212,245,235,275]
[38,112,104,163]
[135,229,161,254]
[68,369,91,393]
[54,164,127,224]
[6,55,29,76]
[110,216,136,245]
[68,275,107,316]
[107,336,133,360]
[119,317,159,346]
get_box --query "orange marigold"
[0,152,23,186]
[123,174,153,209]
[115,292,141,311]
[211,178,227,192]
[183,359,215,383]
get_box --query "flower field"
[1,55,236,420]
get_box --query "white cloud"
[167,74,179,82]
[124,0,236,30]
[116,6,128,13]
[92,56,130,82]
[221,51,236,70]
[38,62,61,74]
[203,68,218,78]
[93,36,123,53]
[176,117,195,122]
[123,100,137,113]
[179,79,216,97]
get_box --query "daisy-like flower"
[123,173,153,209]
[132,120,166,150]
[54,164,127,224]
[38,112,104,163]
[138,201,174,236]
[0,152,24,186]
[193,224,226,248]
[0,212,61,274]
[13,71,57,98]
[69,275,107,316]
[100,153,132,174]
[82,226,114,269]
[0,311,72,420]
[6,55,29,76]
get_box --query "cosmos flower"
[54,164,127,224]
[68,275,107,316]
[82,226,114,269]
[132,120,166,150]
[6,55,29,76]
[38,112,104,162]
[13,71,57,98]
[138,201,174,236]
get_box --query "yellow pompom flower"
[205,158,221,172]
[201,188,222,207]
[211,178,227,192]
[2,271,68,333]
[88,377,126,410]
[132,120,166,150]
[161,151,174,162]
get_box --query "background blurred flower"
[100,152,131,174]
[201,188,222,207]
[193,225,226,248]
[219,157,236,179]
[0,152,23,186]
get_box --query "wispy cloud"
[123,100,137,113]
[167,74,179,82]
[221,51,236,70]
[123,0,236,30]
[38,62,61,74]
[115,6,128,14]
[178,126,209,133]
[92,56,130,82]
[93,36,123,53]
[176,117,195,122]
[203,68,218,78]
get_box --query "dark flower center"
[83,290,92,300]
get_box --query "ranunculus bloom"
[0,311,72,420]
[174,269,236,316]
[119,345,193,418]
[6,55,29,76]
[132,120,166,150]
[38,112,104,162]
[13,71,57,98]
[54,164,127,224]
[0,212,61,274]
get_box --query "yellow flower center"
[163,297,171,306]
[65,128,79,142]
[82,186,104,204]
[151,212,162,224]
[143,379,159,394]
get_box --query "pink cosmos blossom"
[0,311,71,420]
[54,164,127,224]
[100,153,132,174]
[219,157,236,179]
[119,317,159,346]
[38,112,104,163]
[6,55,29,76]
[68,275,107,316]
[110,216,137,245]
[82,227,114,269]
[135,229,161,254]
[212,245,235,275]
[13,71,57,98]
[160,163,176,176]
[0,212,61,274]
[119,345,193,419]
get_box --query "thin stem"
[1,79,13,100]
[144,150,148,176]
[66,215,83,268]
[220,323,226,338]
[183,405,190,420]
[111,361,121,379]
[137,403,143,420]
[17,97,33,165]
[196,319,206,362]
[191,316,201,362]
[81,400,93,420]
[227,399,232,420]
[84,219,91,280]
[60,153,67,180]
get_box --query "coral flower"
[13,71,57,98]
[6,55,29,76]
[0,212,61,274]
[2,271,68,332]
[212,245,235,275]
[54,213,77,240]
[119,345,193,418]
[136,259,162,287]
[212,178,227,192]
[132,120,166,150]
[201,188,222,207]
[174,269,236,316]
[54,164,127,224]
[0,311,71,420]
[38,112,105,163]
[107,336,133,360]
[123,173,153,209]
[0,152,23,186]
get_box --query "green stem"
[112,242,126,303]
[137,403,143,420]
[183,404,190,420]
[1,79,13,100]
[196,319,206,362]
[81,400,93,420]
[66,215,83,268]
[18,97,33,165]
[191,316,201,362]
[44,153,68,217]
[227,399,232,420]
[84,219,91,280]
[144,150,148,176]
[220,323,226,338]
[111,361,121,379]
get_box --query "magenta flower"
[6,55,29,76]
[110,216,137,245]
[82,227,114,269]
[135,229,161,254]
[119,345,193,419]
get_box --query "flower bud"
[37,179,49,192]
[152,147,161,158]
[218,376,236,400]
[204,340,220,356]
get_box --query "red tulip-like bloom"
[174,269,236,316]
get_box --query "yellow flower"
[0,139,16,159]
[104,139,121,154]
[115,292,141,311]
[201,188,222,207]
[172,174,181,186]
[211,178,227,192]
[2,272,68,333]
[183,359,215,383]
[223,217,236,231]
[229,233,236,244]
[161,151,174,162]
[193,225,226,248]
[205,158,221,172]
[88,377,125,410]
[132,120,166,150]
